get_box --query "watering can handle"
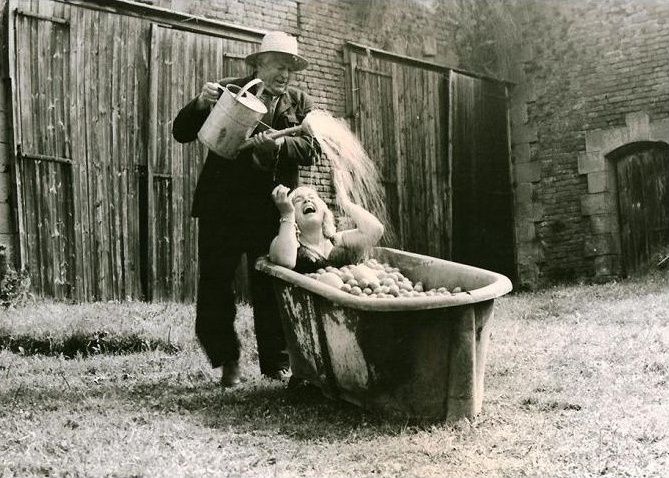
[236,78,264,99]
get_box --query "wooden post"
[146,23,160,301]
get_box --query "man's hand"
[248,131,284,156]
[196,82,222,110]
[271,185,295,216]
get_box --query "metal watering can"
[197,78,268,158]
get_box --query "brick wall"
[509,0,669,286]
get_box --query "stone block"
[514,161,541,183]
[512,142,531,164]
[515,182,532,203]
[522,81,537,103]
[602,128,629,155]
[510,102,528,126]
[587,171,609,193]
[511,125,538,145]
[594,254,620,277]
[509,81,534,104]
[515,200,543,222]
[583,233,614,257]
[625,111,650,141]
[516,221,536,242]
[589,214,615,234]
[516,240,540,264]
[578,151,605,174]
[585,129,604,152]
[581,192,615,216]
[517,263,540,290]
[650,118,669,141]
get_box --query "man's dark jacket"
[172,75,319,241]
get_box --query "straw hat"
[246,31,309,71]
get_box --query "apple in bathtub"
[308,262,464,297]
[316,271,345,289]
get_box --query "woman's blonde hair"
[288,186,336,240]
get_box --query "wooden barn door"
[347,49,450,259]
[451,73,515,280]
[12,4,152,301]
[148,25,256,301]
[13,10,75,299]
[70,10,150,301]
[615,142,669,275]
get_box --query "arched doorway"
[607,141,669,275]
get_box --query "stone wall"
[509,0,669,286]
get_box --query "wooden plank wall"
[151,26,255,302]
[451,73,515,278]
[351,53,450,260]
[13,1,150,301]
[348,50,515,278]
[71,6,149,301]
[14,6,74,300]
[10,0,258,302]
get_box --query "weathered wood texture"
[150,25,255,302]
[14,6,74,300]
[10,0,258,301]
[451,73,515,280]
[347,50,514,279]
[349,52,451,260]
[615,143,669,275]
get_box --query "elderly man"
[172,31,320,386]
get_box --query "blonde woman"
[269,185,384,273]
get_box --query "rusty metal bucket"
[256,247,513,421]
[197,78,267,159]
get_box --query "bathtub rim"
[255,247,513,312]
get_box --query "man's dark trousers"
[196,216,287,375]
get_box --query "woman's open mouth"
[302,203,316,214]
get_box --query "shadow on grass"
[0,332,180,358]
[1,374,430,441]
[140,378,426,440]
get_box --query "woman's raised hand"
[271,185,295,216]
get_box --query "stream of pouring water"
[305,110,396,245]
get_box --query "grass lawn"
[1,273,668,477]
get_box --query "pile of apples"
[304,258,463,298]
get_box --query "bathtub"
[255,247,513,421]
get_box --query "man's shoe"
[264,366,291,381]
[221,361,241,387]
